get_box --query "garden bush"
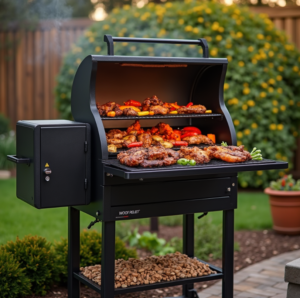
[0,113,10,135]
[55,0,300,188]
[0,132,16,170]
[2,235,58,296]
[0,250,31,298]
[54,229,137,283]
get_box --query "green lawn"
[0,179,272,245]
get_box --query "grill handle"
[7,155,31,166]
[104,34,209,58]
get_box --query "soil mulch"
[26,226,300,298]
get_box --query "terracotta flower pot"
[265,187,300,235]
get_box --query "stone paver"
[198,250,300,298]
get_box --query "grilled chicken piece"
[148,146,169,160]
[140,159,164,168]
[127,120,141,134]
[182,135,214,145]
[123,107,138,116]
[157,122,173,135]
[178,105,206,114]
[204,145,252,163]
[123,135,136,147]
[179,146,211,164]
[142,98,151,111]
[118,148,148,166]
[137,133,152,148]
[149,105,169,115]
[114,105,123,116]
[106,129,127,139]
[163,157,177,166]
[98,102,116,116]
[107,138,124,146]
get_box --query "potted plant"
[265,175,300,235]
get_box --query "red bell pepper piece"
[186,102,193,108]
[169,107,176,112]
[124,100,142,107]
[182,127,202,134]
[174,141,188,147]
[127,142,143,148]
[181,132,199,139]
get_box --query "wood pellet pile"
[80,252,217,288]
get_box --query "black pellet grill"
[8,36,288,298]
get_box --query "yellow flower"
[268,78,275,85]
[238,61,245,67]
[248,46,254,52]
[298,102,300,107]
[257,171,263,176]
[69,69,74,75]
[289,100,294,105]
[276,75,282,81]
[76,59,81,65]
[205,8,212,14]
[251,123,258,129]
[237,141,242,146]
[272,107,278,113]
[205,36,212,42]
[236,32,243,38]
[277,124,284,130]
[261,82,268,89]
[211,22,219,30]
[293,131,298,137]
[268,51,274,57]
[270,124,276,130]
[242,104,248,110]
[122,42,128,47]
[279,172,285,177]
[243,88,250,95]
[130,46,136,51]
[227,56,232,62]
[185,25,193,32]
[193,28,199,34]
[276,153,281,159]
[280,105,286,111]
[123,4,130,10]
[226,43,232,49]
[272,100,278,106]
[244,129,251,135]
[243,82,249,87]
[224,83,229,90]
[260,92,266,98]
[293,66,299,72]
[216,35,222,41]
[264,43,271,49]
[147,47,154,52]
[268,63,274,68]
[89,37,95,43]
[257,33,264,40]
[278,66,284,72]
[237,132,243,138]
[277,88,283,94]
[268,87,274,93]
[157,29,166,37]
[60,93,66,99]
[178,19,184,25]
[234,119,240,125]
[211,48,218,57]
[165,2,172,7]
[252,58,257,64]
[247,100,255,106]
[103,24,110,30]
[133,13,139,18]
[189,45,196,48]
[198,17,204,23]
[95,46,101,52]
[218,27,224,33]
[282,156,287,161]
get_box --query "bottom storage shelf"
[73,258,223,295]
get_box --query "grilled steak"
[178,105,206,114]
[179,146,211,164]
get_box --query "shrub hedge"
[0,250,31,298]
[54,229,137,283]
[55,0,300,188]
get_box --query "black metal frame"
[68,207,234,298]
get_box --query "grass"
[0,179,272,245]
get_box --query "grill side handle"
[104,34,209,58]
[7,155,31,166]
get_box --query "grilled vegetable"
[149,111,154,115]
[250,147,263,160]
[207,134,216,143]
[119,106,141,112]
[205,110,212,113]
[182,127,202,134]
[188,159,196,166]
[174,141,188,147]
[127,142,143,148]
[107,111,116,117]
[186,102,193,108]
[160,141,173,148]
[177,158,189,165]
[137,111,150,116]
[152,135,164,142]
[221,141,228,146]
[124,100,142,107]
[181,132,198,139]
[108,144,117,152]
[169,111,178,114]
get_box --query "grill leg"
[222,209,234,298]
[182,214,195,298]
[101,221,115,298]
[68,207,80,298]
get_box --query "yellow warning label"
[45,163,49,167]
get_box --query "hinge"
[84,178,88,190]
[84,141,88,153]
